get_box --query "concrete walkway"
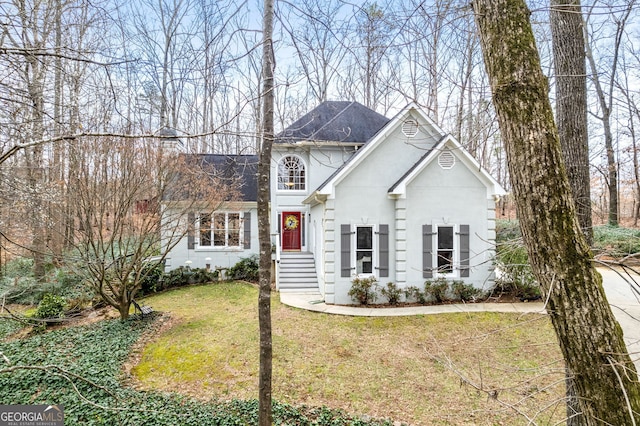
[279,267,640,371]
[279,292,545,316]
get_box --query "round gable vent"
[402,119,419,137]
[438,149,455,169]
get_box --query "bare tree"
[280,0,348,105]
[584,0,636,226]
[68,137,225,319]
[472,0,640,422]
[258,0,274,423]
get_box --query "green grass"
[134,282,565,425]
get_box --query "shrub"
[157,267,217,291]
[593,225,640,258]
[451,280,483,302]
[424,278,450,303]
[34,293,66,320]
[160,267,190,290]
[0,276,41,305]
[227,255,259,282]
[348,276,378,305]
[380,282,402,305]
[496,219,522,243]
[2,257,34,278]
[139,263,164,295]
[404,286,426,304]
[495,239,536,289]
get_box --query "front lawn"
[133,282,565,425]
[0,311,395,425]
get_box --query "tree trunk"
[258,0,274,424]
[550,0,592,245]
[550,2,591,422]
[472,1,640,423]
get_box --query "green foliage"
[451,281,483,302]
[34,293,66,320]
[0,276,41,305]
[593,225,640,258]
[424,278,450,303]
[0,259,93,306]
[158,267,218,292]
[226,255,259,282]
[404,286,426,304]
[3,257,34,277]
[496,219,522,243]
[0,317,395,425]
[139,263,164,295]
[380,282,402,305]
[189,268,218,284]
[494,236,539,298]
[348,276,378,305]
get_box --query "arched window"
[277,155,306,190]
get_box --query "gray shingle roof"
[166,154,258,202]
[197,154,258,201]
[276,101,389,144]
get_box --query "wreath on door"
[284,214,299,230]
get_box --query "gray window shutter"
[187,212,195,250]
[459,224,470,277]
[378,224,389,277]
[341,224,352,277]
[423,224,433,278]
[244,212,251,249]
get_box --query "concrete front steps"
[278,251,319,293]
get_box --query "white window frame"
[433,223,459,278]
[353,224,377,278]
[196,211,244,250]
[277,155,306,191]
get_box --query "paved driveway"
[599,266,640,372]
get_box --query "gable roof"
[306,103,440,199]
[304,103,505,204]
[388,135,507,198]
[276,101,390,144]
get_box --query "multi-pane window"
[200,212,241,247]
[200,213,212,246]
[277,156,306,190]
[436,226,454,274]
[356,226,373,274]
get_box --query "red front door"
[282,212,302,251]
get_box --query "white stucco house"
[163,101,506,304]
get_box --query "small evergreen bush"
[348,276,378,305]
[451,280,483,302]
[380,282,402,305]
[424,278,450,303]
[34,293,66,320]
[139,263,164,295]
[227,255,259,282]
[404,286,426,304]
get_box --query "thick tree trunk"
[258,0,274,424]
[550,0,592,245]
[472,1,640,423]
